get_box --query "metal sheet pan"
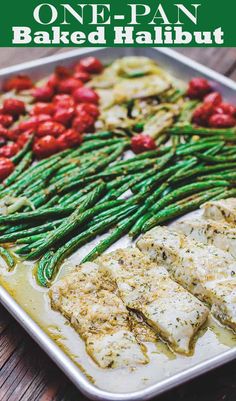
[0,47,235,401]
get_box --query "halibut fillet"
[173,218,236,259]
[202,198,236,225]
[97,248,209,354]
[137,226,236,330]
[49,262,148,368]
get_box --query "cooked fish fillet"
[49,262,115,319]
[137,226,236,330]
[86,329,147,369]
[49,263,147,368]
[173,219,236,258]
[71,290,147,368]
[97,248,208,354]
[205,279,236,329]
[202,198,236,225]
[128,311,158,343]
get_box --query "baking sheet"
[0,47,235,401]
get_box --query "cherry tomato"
[32,85,54,102]
[0,114,13,128]
[57,129,83,150]
[222,102,236,116]
[73,87,99,104]
[3,75,33,92]
[0,125,17,141]
[33,135,59,159]
[17,130,34,148]
[3,99,26,117]
[30,103,55,116]
[0,158,14,180]
[57,78,83,94]
[75,103,99,118]
[0,137,6,146]
[53,107,75,125]
[79,57,103,74]
[11,126,21,138]
[55,65,72,78]
[72,113,95,133]
[74,70,91,83]
[19,118,38,132]
[0,125,10,138]
[19,114,52,132]
[131,134,156,154]
[36,114,52,123]
[208,114,236,128]
[204,91,222,106]
[214,102,236,116]
[187,77,212,99]
[192,103,213,126]
[37,121,65,137]
[0,143,19,158]
[47,74,59,89]
[53,94,75,108]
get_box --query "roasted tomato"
[187,77,212,99]
[0,158,15,180]
[3,75,33,92]
[18,114,52,132]
[74,70,91,83]
[0,114,13,128]
[0,125,17,141]
[57,129,83,150]
[73,87,99,104]
[75,103,100,118]
[3,99,26,117]
[47,74,59,90]
[37,121,65,137]
[72,112,95,133]
[0,143,19,158]
[0,137,6,146]
[30,103,55,116]
[55,65,72,79]
[33,135,59,158]
[32,85,54,102]
[131,134,156,154]
[203,91,222,106]
[53,94,75,108]
[214,102,236,116]
[57,78,83,94]
[78,57,103,74]
[208,114,236,128]
[17,130,34,148]
[53,107,75,125]
[192,103,214,126]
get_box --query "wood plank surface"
[0,47,236,401]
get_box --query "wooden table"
[0,48,236,401]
